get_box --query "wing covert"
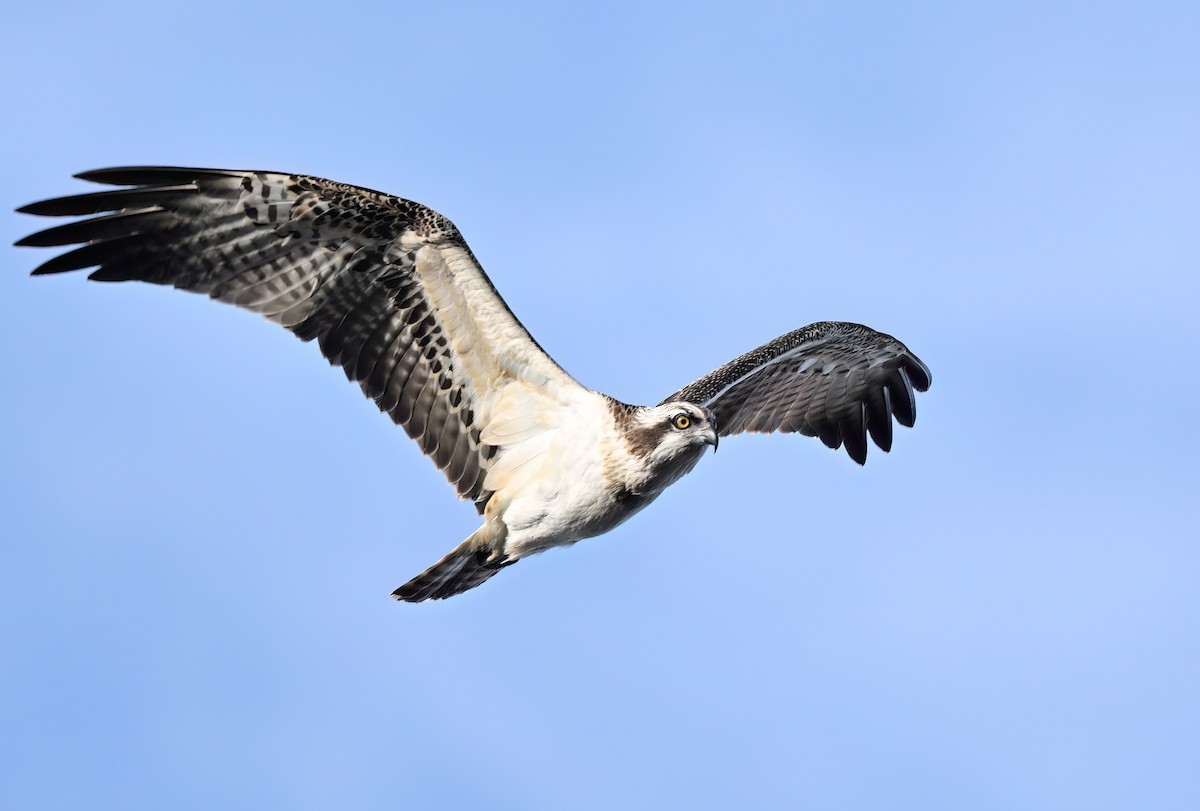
[17,166,579,507]
[661,321,931,465]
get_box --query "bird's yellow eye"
[672,414,691,430]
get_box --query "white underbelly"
[475,385,672,560]
[498,446,641,558]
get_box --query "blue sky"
[3,1,1198,808]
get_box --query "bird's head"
[621,401,718,491]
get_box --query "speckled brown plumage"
[18,167,510,510]
[663,321,930,465]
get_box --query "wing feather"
[18,166,580,507]
[889,367,917,428]
[661,321,930,465]
[862,384,893,452]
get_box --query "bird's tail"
[392,526,513,602]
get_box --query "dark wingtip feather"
[27,235,143,276]
[814,419,842,451]
[29,264,66,276]
[28,244,102,275]
[74,166,237,186]
[16,200,49,216]
[19,191,109,216]
[889,367,918,428]
[865,386,894,453]
[15,210,163,248]
[17,186,195,217]
[906,353,932,391]
[14,232,46,247]
[842,401,868,465]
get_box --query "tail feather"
[393,530,513,602]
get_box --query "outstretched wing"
[17,167,581,508]
[661,321,931,465]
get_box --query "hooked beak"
[703,427,718,452]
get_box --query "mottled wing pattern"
[661,321,931,464]
[18,167,577,508]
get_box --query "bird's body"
[18,167,930,601]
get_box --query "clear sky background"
[3,2,1198,809]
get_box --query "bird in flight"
[17,167,931,601]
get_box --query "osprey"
[17,167,931,601]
